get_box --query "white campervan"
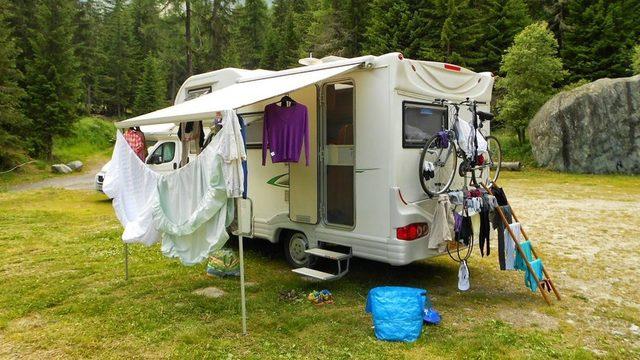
[116,53,494,280]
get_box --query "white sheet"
[103,132,161,246]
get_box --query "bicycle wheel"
[474,135,502,184]
[418,134,457,196]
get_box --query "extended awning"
[116,58,372,128]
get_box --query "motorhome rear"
[125,53,494,279]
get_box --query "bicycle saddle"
[477,111,494,121]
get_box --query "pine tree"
[633,44,640,75]
[233,0,268,68]
[101,0,136,117]
[497,22,565,143]
[25,0,82,160]
[6,0,36,77]
[364,0,427,59]
[562,0,640,82]
[479,0,531,73]
[439,0,485,68]
[544,0,568,49]
[133,55,166,115]
[74,0,103,114]
[261,0,304,69]
[0,0,28,168]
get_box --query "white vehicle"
[115,53,494,280]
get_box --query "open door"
[289,86,318,224]
[322,81,355,228]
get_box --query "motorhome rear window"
[240,112,264,149]
[402,102,447,148]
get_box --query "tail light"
[396,223,429,241]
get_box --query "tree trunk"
[44,133,53,162]
[185,0,193,76]
[517,127,526,144]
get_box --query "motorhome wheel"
[283,232,311,268]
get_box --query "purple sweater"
[262,102,309,166]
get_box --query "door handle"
[173,163,177,170]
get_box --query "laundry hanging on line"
[104,110,246,265]
[428,194,455,252]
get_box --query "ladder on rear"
[292,247,352,281]
[481,181,561,305]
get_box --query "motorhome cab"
[118,53,494,280]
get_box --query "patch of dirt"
[192,287,225,298]
[10,162,104,192]
[496,308,559,330]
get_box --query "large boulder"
[66,160,83,171]
[51,164,72,174]
[528,75,640,174]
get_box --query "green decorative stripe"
[355,168,380,174]
[266,173,289,188]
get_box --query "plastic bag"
[365,286,426,342]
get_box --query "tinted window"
[241,113,264,149]
[403,103,447,148]
[150,142,175,163]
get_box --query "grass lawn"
[0,171,639,359]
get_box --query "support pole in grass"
[124,243,129,281]
[239,232,247,335]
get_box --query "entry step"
[305,248,352,260]
[291,267,338,281]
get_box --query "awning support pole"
[238,200,247,335]
[124,243,129,281]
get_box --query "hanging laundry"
[103,131,161,246]
[213,110,247,198]
[524,259,545,292]
[262,101,310,166]
[448,191,464,205]
[478,203,490,257]
[428,194,454,252]
[458,215,473,246]
[514,241,533,271]
[491,185,509,206]
[178,121,204,166]
[152,143,234,266]
[503,222,524,270]
[454,119,487,159]
[491,205,512,270]
[123,127,148,161]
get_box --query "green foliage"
[231,0,268,69]
[261,0,307,70]
[100,0,136,117]
[24,0,82,160]
[133,55,166,116]
[562,0,640,82]
[492,129,536,167]
[632,44,640,75]
[52,117,115,163]
[74,0,103,114]
[0,0,28,169]
[497,22,565,143]
[364,0,426,58]
[480,0,531,73]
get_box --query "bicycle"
[418,98,502,196]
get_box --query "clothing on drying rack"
[491,205,512,270]
[491,185,509,206]
[123,127,148,161]
[428,194,454,252]
[262,101,310,166]
[478,204,490,257]
[458,215,473,246]
[503,222,523,270]
[448,191,465,205]
[525,259,545,292]
[515,240,533,271]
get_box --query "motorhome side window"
[402,103,447,148]
[240,113,264,149]
[149,142,175,163]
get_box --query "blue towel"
[514,241,533,271]
[524,259,544,292]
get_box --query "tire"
[418,134,457,196]
[474,135,502,184]
[283,231,312,268]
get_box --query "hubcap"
[289,234,309,265]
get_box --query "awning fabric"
[116,63,362,128]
